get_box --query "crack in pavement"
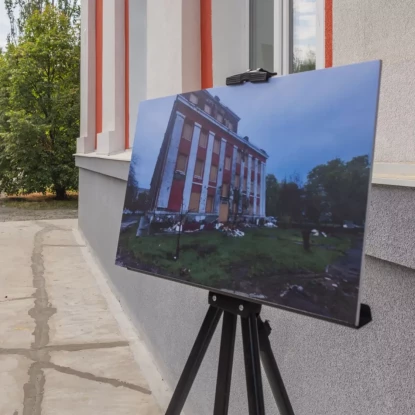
[23,223,58,415]
[9,222,150,414]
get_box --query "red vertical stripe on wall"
[125,0,130,148]
[95,0,103,147]
[200,0,213,89]
[325,0,333,68]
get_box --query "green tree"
[265,174,280,217]
[5,0,80,43]
[305,155,370,225]
[0,5,80,199]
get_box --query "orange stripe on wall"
[125,0,130,148]
[200,0,213,89]
[95,0,103,147]
[325,0,333,68]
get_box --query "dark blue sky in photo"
[131,60,380,189]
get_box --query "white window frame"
[249,0,325,76]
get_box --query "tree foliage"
[265,156,370,226]
[5,0,80,43]
[0,4,80,198]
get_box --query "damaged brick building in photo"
[148,91,268,223]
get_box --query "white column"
[199,131,215,213]
[246,154,252,197]
[253,158,258,215]
[77,0,96,154]
[128,0,147,147]
[261,162,266,216]
[158,112,185,208]
[239,155,245,212]
[214,138,227,213]
[97,0,125,155]
[182,123,202,211]
[147,0,200,98]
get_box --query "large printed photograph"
[116,61,381,326]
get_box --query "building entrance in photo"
[219,202,229,222]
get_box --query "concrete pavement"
[0,219,164,415]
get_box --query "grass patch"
[118,226,353,287]
[0,193,78,210]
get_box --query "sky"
[0,0,9,50]
[131,61,381,190]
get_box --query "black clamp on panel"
[226,68,277,86]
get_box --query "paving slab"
[0,219,162,415]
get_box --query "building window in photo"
[204,104,212,115]
[189,192,200,212]
[182,123,193,141]
[210,165,218,182]
[199,131,208,148]
[206,196,214,213]
[189,93,198,104]
[194,159,204,179]
[213,139,221,154]
[216,113,223,123]
[236,150,242,164]
[225,156,231,170]
[176,154,188,173]
[234,174,240,189]
[243,177,247,191]
[222,183,229,198]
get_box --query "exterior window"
[189,93,198,104]
[234,174,240,189]
[251,160,255,171]
[206,196,214,213]
[176,154,188,173]
[293,0,316,73]
[182,123,193,141]
[204,104,212,115]
[199,131,208,148]
[236,150,242,164]
[225,120,234,131]
[209,165,218,182]
[213,139,221,154]
[189,192,200,212]
[243,177,247,191]
[225,156,231,170]
[222,183,229,198]
[216,113,223,123]
[249,0,274,71]
[194,159,204,178]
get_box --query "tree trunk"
[55,186,67,200]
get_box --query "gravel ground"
[0,205,78,222]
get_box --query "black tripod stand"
[165,292,295,415]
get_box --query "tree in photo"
[0,4,80,199]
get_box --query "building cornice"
[177,95,269,159]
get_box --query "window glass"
[182,123,193,141]
[213,139,221,154]
[225,156,231,170]
[222,183,229,198]
[199,131,208,148]
[234,174,240,188]
[249,0,274,71]
[189,192,200,212]
[194,160,204,178]
[293,0,316,73]
[216,113,223,123]
[236,150,242,164]
[189,93,198,104]
[204,104,212,115]
[210,165,218,182]
[206,196,214,213]
[176,154,188,173]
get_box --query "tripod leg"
[166,306,223,415]
[214,311,237,415]
[257,318,295,415]
[241,313,265,415]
